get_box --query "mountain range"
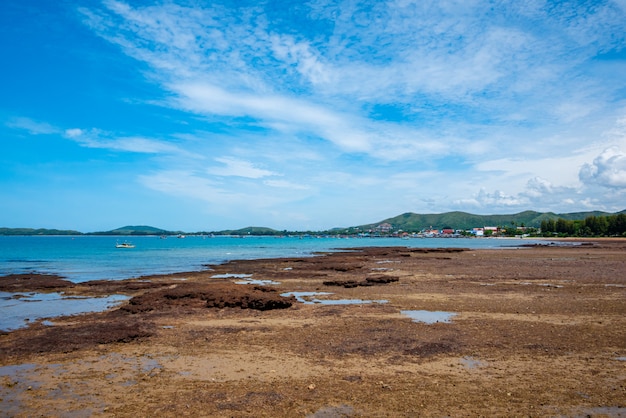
[2,209,624,235]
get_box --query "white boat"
[115,242,135,248]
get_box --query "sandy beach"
[1,239,625,417]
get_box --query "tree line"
[540,214,626,237]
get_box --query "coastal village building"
[372,223,503,237]
[471,226,500,236]
[374,223,393,233]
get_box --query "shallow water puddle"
[235,278,281,285]
[281,291,387,305]
[307,405,356,417]
[0,354,162,415]
[211,273,253,279]
[401,310,457,324]
[0,363,40,416]
[460,356,486,369]
[0,363,90,415]
[212,272,280,285]
[0,291,128,332]
[519,282,564,288]
[576,406,626,417]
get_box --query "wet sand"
[1,239,625,417]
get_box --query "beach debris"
[379,381,392,390]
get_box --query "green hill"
[94,225,170,235]
[215,226,280,235]
[356,210,624,232]
[0,227,82,236]
[3,209,625,236]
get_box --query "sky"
[1,0,626,232]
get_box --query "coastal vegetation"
[540,213,626,237]
[360,210,620,232]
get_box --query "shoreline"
[1,240,625,416]
[0,235,550,284]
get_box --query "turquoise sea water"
[0,235,540,283]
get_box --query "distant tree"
[541,219,556,234]
[607,214,626,236]
[584,215,609,236]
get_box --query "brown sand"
[1,240,625,417]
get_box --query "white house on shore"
[471,226,499,236]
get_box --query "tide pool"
[0,291,128,332]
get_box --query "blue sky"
[1,0,626,232]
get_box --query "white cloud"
[172,81,377,153]
[60,128,200,158]
[270,34,330,85]
[263,179,310,190]
[78,0,626,163]
[138,169,311,218]
[475,151,593,188]
[456,188,529,209]
[524,177,554,198]
[579,147,626,188]
[7,117,60,135]
[65,128,84,138]
[208,157,276,179]
[138,170,236,204]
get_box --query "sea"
[0,235,542,331]
[0,235,541,282]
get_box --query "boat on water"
[115,242,135,248]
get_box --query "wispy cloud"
[6,117,61,135]
[208,157,276,179]
[8,118,201,158]
[78,1,626,153]
[263,179,310,190]
[65,130,198,157]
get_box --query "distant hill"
[91,225,171,235]
[214,226,280,235]
[354,210,625,232]
[2,209,625,236]
[0,227,82,236]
